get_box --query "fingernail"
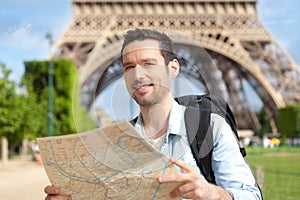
[157,176,162,182]
[54,188,60,193]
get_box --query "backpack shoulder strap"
[184,106,216,183]
[176,94,246,157]
[130,108,216,182]
[130,116,138,126]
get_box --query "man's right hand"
[44,185,72,200]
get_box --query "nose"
[133,64,146,79]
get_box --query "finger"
[169,188,181,198]
[169,157,194,173]
[170,186,201,200]
[169,182,197,198]
[45,195,72,200]
[181,189,202,199]
[158,162,195,183]
[178,182,196,194]
[44,185,60,195]
[157,172,183,183]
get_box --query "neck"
[140,95,173,140]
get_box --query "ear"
[168,59,179,78]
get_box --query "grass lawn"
[245,146,300,200]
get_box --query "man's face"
[122,39,177,107]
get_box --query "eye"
[143,63,156,67]
[123,65,134,72]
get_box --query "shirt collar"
[134,99,186,137]
[168,99,186,136]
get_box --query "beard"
[132,89,159,107]
[132,84,169,108]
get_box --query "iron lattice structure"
[50,0,300,132]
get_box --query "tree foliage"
[0,59,95,155]
[0,63,24,149]
[22,59,95,137]
[256,108,272,138]
[277,104,300,136]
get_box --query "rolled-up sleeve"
[211,114,262,200]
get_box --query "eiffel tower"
[50,0,300,133]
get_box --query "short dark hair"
[121,28,175,65]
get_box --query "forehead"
[122,39,161,55]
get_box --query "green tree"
[0,63,23,153]
[71,78,96,133]
[22,59,95,137]
[256,108,272,138]
[17,92,45,140]
[278,104,300,137]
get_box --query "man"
[44,28,262,200]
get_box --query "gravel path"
[0,156,50,200]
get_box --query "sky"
[0,0,299,84]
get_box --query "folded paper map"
[37,121,181,200]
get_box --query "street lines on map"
[37,121,181,199]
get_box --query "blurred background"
[0,0,299,199]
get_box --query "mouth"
[133,83,154,93]
[134,83,153,89]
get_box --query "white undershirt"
[148,132,167,151]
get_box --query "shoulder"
[210,113,227,131]
[210,113,236,143]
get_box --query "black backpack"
[130,94,246,184]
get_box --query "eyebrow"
[122,61,133,68]
[122,58,159,67]
[141,58,158,63]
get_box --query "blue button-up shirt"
[134,100,262,200]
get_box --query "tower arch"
[51,0,300,132]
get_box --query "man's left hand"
[157,158,232,200]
